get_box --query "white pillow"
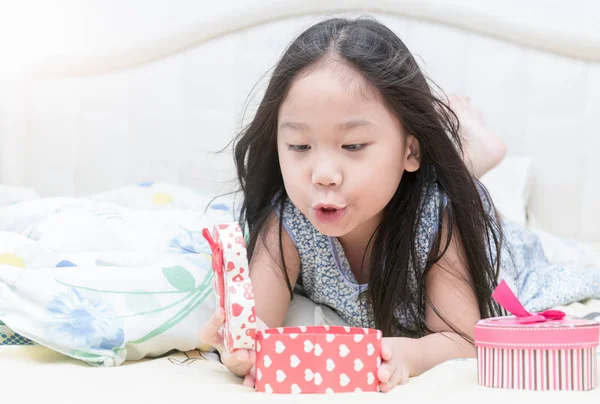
[479,155,533,225]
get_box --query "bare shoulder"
[249,211,301,328]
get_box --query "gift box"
[202,223,256,352]
[255,326,382,394]
[475,280,599,391]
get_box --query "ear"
[404,135,421,172]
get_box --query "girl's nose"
[312,161,342,188]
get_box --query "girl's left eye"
[342,144,366,151]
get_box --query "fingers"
[381,344,393,361]
[243,374,255,388]
[210,307,225,330]
[394,364,409,387]
[377,362,394,385]
[378,362,407,393]
[243,366,256,387]
[378,341,410,393]
[378,362,409,393]
[198,308,226,348]
[200,309,256,379]
[378,340,394,384]
[222,348,256,378]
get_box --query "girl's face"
[277,61,420,241]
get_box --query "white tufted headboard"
[0,0,599,245]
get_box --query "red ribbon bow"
[202,228,225,310]
[492,280,566,324]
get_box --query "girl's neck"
[337,212,382,284]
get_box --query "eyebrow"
[278,119,375,131]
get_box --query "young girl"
[199,16,600,392]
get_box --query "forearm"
[392,332,476,377]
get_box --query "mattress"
[1,299,598,403]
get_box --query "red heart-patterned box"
[255,326,382,394]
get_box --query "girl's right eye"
[288,144,311,152]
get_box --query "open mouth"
[314,205,346,224]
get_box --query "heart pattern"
[206,224,255,353]
[255,326,382,394]
[263,354,272,368]
[214,225,384,394]
[275,340,286,354]
[367,372,375,385]
[231,303,243,317]
[367,343,375,356]
[314,343,323,357]
[276,369,287,383]
[314,372,323,386]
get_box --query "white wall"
[0,0,599,244]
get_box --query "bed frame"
[1,0,598,244]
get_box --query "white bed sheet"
[2,298,599,403]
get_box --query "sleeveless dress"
[276,173,600,335]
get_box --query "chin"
[310,220,352,238]
[318,228,347,238]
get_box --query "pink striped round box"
[474,316,599,391]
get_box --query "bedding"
[0,177,598,358]
[0,297,598,402]
[0,182,238,365]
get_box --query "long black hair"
[233,16,504,340]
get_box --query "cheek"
[280,156,300,177]
[353,149,403,200]
[278,150,306,192]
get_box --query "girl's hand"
[198,308,256,385]
[377,337,410,393]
